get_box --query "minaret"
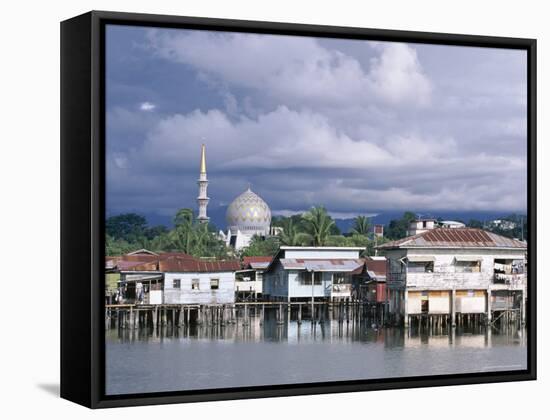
[197,144,210,223]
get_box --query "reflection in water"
[106,310,527,395]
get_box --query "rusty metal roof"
[117,260,153,270]
[158,257,241,273]
[378,228,527,250]
[108,250,239,273]
[106,251,196,266]
[364,258,387,276]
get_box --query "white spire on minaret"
[197,144,209,223]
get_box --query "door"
[421,299,429,314]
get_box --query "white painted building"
[378,227,527,327]
[406,218,437,236]
[440,220,466,229]
[163,270,236,305]
[263,246,365,301]
[116,254,240,305]
[234,256,272,300]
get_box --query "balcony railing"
[332,284,351,294]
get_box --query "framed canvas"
[60,10,536,408]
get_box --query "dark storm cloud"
[105,26,527,221]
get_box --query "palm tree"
[301,206,335,246]
[351,215,370,236]
[279,218,307,246]
[148,233,171,252]
[173,208,194,227]
[192,223,212,256]
[169,208,196,253]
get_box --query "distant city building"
[487,219,518,230]
[406,218,437,236]
[270,226,283,236]
[440,220,466,229]
[370,224,384,238]
[378,228,527,327]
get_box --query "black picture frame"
[60,10,537,409]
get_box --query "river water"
[105,316,527,395]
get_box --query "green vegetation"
[243,207,387,257]
[105,273,120,292]
[105,213,168,243]
[240,235,280,257]
[105,206,388,258]
[385,211,417,240]
[351,215,370,235]
[467,214,527,241]
[382,211,527,242]
[301,206,336,246]
[105,209,230,258]
[105,206,527,260]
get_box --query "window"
[494,258,524,274]
[191,279,200,290]
[172,279,181,289]
[455,261,481,273]
[407,262,434,273]
[210,278,219,290]
[299,272,322,285]
[315,272,322,284]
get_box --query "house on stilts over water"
[377,223,527,329]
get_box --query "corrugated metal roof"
[243,256,272,270]
[364,258,387,276]
[243,256,273,264]
[377,228,527,250]
[117,260,152,270]
[106,251,196,268]
[279,258,363,272]
[158,257,241,273]
[249,262,271,269]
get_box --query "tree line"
[106,208,527,259]
[105,206,389,258]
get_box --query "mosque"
[196,145,272,250]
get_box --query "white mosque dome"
[226,187,271,235]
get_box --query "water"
[105,316,527,395]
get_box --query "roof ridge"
[378,227,527,249]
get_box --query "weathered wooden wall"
[163,271,235,304]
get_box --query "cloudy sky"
[105,24,527,223]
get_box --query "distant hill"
[334,210,518,234]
